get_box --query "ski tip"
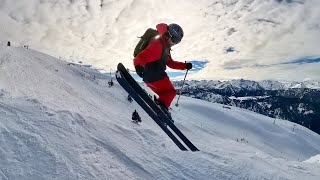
[115,70,122,78]
[117,63,124,70]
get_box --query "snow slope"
[0,46,320,179]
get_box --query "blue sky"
[282,57,320,65]
[167,60,208,78]
[223,57,320,70]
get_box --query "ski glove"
[186,62,193,70]
[135,65,144,78]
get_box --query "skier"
[108,79,114,87]
[127,95,133,103]
[133,23,192,116]
[131,110,141,123]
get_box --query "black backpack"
[133,28,159,57]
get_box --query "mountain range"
[173,79,320,135]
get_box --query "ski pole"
[175,68,189,107]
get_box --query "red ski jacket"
[133,23,187,83]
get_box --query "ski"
[116,70,188,151]
[116,63,199,151]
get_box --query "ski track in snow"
[0,46,320,179]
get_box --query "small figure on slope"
[131,110,141,123]
[108,79,114,87]
[127,95,133,103]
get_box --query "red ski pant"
[145,76,176,109]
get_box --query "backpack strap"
[160,38,165,57]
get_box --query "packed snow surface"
[0,46,320,179]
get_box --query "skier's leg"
[146,76,176,109]
[145,77,175,122]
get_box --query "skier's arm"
[166,56,187,70]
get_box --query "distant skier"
[108,79,114,87]
[127,95,133,103]
[131,110,141,123]
[133,23,192,116]
[7,41,10,46]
